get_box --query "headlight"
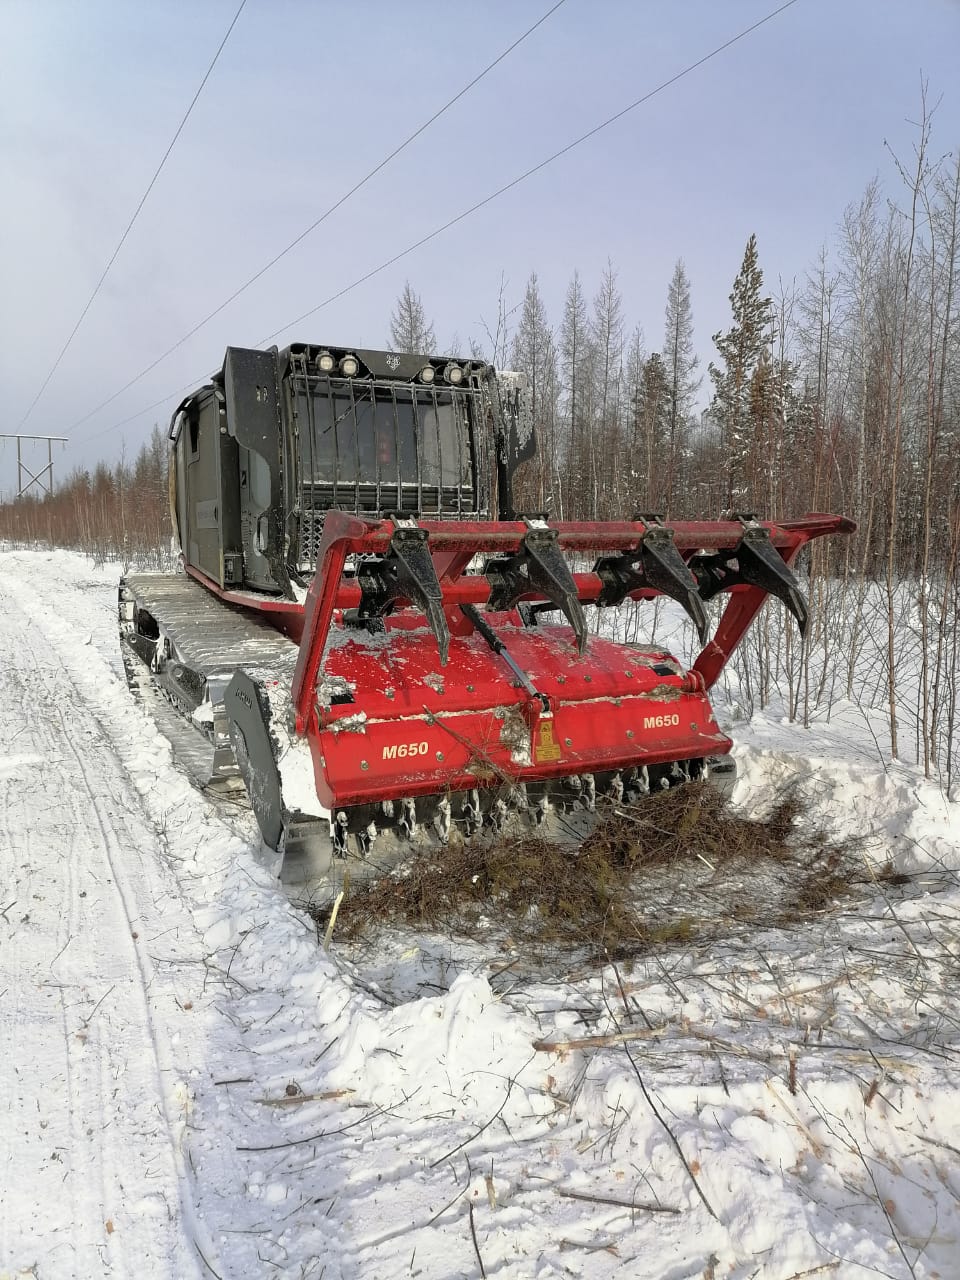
[419,365,436,384]
[444,363,464,385]
[317,350,335,373]
[339,354,359,377]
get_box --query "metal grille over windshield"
[292,376,480,569]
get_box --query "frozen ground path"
[0,558,213,1276]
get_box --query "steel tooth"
[460,788,482,836]
[534,796,550,826]
[356,821,377,857]
[607,771,624,803]
[509,783,529,812]
[639,526,710,644]
[433,797,452,843]
[624,767,644,803]
[398,798,418,840]
[380,799,395,819]
[582,774,596,812]
[625,765,652,801]
[490,797,509,833]
[736,524,809,636]
[332,810,349,858]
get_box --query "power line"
[13,0,247,434]
[61,0,567,443]
[258,0,801,347]
[69,0,801,451]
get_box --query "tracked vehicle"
[120,341,854,889]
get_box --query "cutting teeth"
[582,774,596,812]
[461,789,482,836]
[624,766,650,802]
[433,797,452,843]
[490,797,510,833]
[509,783,529,813]
[326,757,717,864]
[356,821,377,857]
[332,809,349,857]
[398,798,418,840]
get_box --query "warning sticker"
[534,718,562,763]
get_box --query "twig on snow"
[429,1056,534,1168]
[603,987,718,1222]
[837,1113,918,1279]
[533,1025,667,1052]
[237,1102,389,1152]
[49,936,73,969]
[82,984,115,1028]
[195,1241,223,1279]
[257,1089,356,1107]
[765,1081,826,1159]
[468,1202,486,1278]
[556,1188,680,1214]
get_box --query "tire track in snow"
[0,577,210,1279]
[9,614,145,1269]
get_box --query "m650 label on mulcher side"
[382,741,430,760]
[643,713,681,730]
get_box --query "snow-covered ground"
[2,547,959,1280]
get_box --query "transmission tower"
[0,433,69,499]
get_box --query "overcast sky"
[2,0,959,499]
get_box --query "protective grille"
[292,374,481,570]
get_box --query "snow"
[2,546,960,1280]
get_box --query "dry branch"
[256,1089,356,1107]
[556,1188,680,1214]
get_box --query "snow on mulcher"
[119,341,854,891]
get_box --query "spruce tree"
[590,261,624,517]
[708,234,774,505]
[559,271,591,517]
[637,352,670,510]
[389,281,436,353]
[510,272,558,511]
[662,259,701,511]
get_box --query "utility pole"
[0,433,68,498]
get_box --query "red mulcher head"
[283,510,854,853]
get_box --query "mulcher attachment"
[225,508,853,875]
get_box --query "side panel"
[172,390,243,589]
[181,393,224,584]
[222,346,291,596]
